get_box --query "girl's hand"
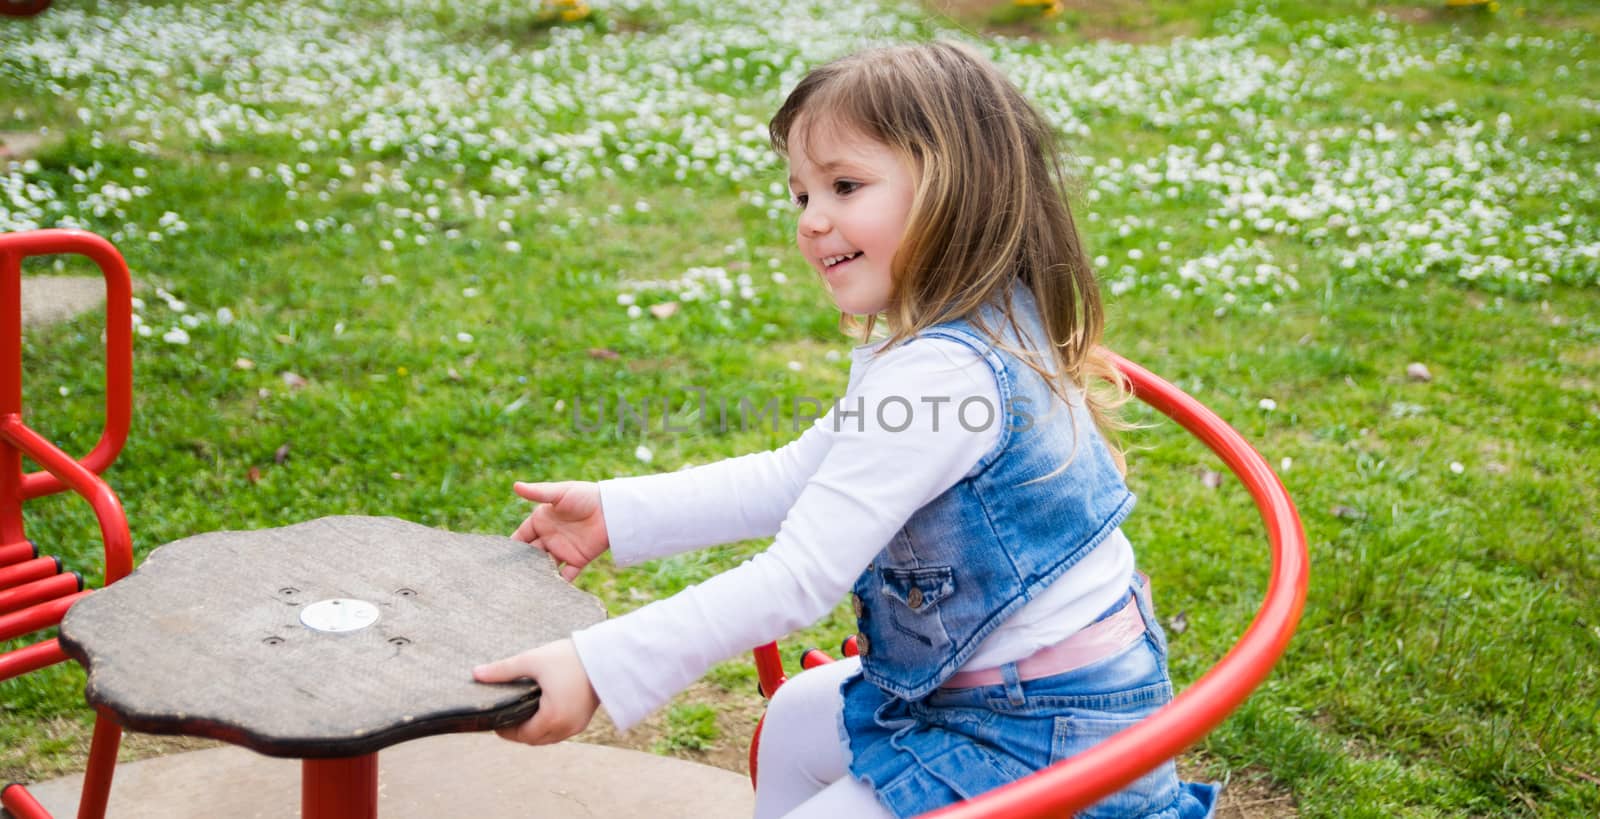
[473,639,600,745]
[512,481,609,581]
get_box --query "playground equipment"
[0,225,1307,818]
[1,229,134,819]
[0,0,51,18]
[748,351,1310,817]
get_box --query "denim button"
[907,586,924,609]
[852,593,863,617]
[856,632,870,655]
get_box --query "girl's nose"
[798,208,830,237]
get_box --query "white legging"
[752,657,895,819]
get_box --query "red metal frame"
[0,0,52,17]
[0,555,64,589]
[749,349,1310,817]
[0,229,136,819]
[303,756,379,819]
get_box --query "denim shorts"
[838,578,1219,818]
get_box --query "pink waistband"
[940,594,1147,689]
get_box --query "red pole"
[752,641,785,698]
[303,755,379,819]
[75,708,123,819]
[1,243,24,549]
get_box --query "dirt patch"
[1197,762,1301,818]
[1,716,225,785]
[575,680,765,775]
[0,130,52,160]
[21,276,108,328]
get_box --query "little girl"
[474,41,1218,819]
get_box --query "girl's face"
[786,124,916,318]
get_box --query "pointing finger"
[513,481,565,504]
[473,655,531,684]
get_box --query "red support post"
[302,755,379,819]
[1,242,23,549]
[73,709,122,819]
[752,641,785,699]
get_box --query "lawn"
[2,0,1598,815]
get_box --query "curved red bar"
[747,350,1310,816]
[0,229,134,502]
[919,351,1309,818]
[1,415,133,587]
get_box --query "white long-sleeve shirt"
[572,335,1134,731]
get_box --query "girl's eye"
[792,194,808,208]
[834,180,860,196]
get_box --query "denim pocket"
[1052,714,1180,818]
[879,738,1028,807]
[877,565,955,648]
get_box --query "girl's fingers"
[497,721,542,745]
[473,654,530,684]
[559,563,581,582]
[512,517,536,542]
[494,712,557,746]
[513,481,565,503]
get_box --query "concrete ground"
[17,734,755,818]
[18,276,106,329]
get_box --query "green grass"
[3,0,1598,815]
[654,703,722,754]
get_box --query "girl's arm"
[571,338,1000,731]
[598,424,830,567]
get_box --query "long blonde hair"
[769,41,1131,472]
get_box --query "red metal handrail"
[0,418,132,587]
[0,229,135,588]
[1,229,133,509]
[0,229,135,819]
[750,349,1310,817]
[925,351,1308,817]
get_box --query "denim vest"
[849,287,1135,701]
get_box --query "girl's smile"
[821,251,864,283]
[786,126,917,317]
